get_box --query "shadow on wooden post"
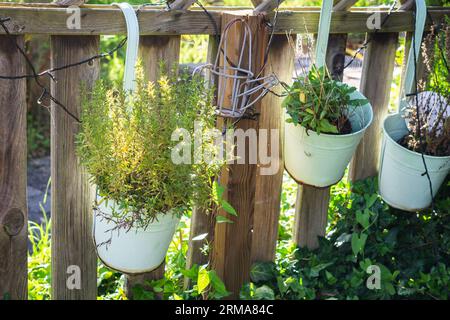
[349,33,398,181]
[251,34,296,263]
[51,35,99,300]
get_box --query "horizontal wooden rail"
[0,4,448,35]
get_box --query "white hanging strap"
[113,2,140,93]
[315,0,333,68]
[403,0,427,97]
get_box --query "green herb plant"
[282,65,368,135]
[76,64,229,230]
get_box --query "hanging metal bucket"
[378,0,449,211]
[378,113,450,211]
[285,90,373,187]
[91,3,180,274]
[94,198,180,274]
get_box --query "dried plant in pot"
[379,92,450,211]
[282,65,373,187]
[76,68,225,274]
[378,0,450,211]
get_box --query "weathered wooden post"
[349,32,398,181]
[251,34,296,263]
[0,35,28,300]
[51,36,99,300]
[211,11,268,299]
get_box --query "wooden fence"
[0,1,448,300]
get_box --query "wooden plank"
[293,186,330,249]
[51,35,99,300]
[124,34,181,299]
[349,33,399,181]
[185,36,219,285]
[292,0,351,250]
[139,35,181,81]
[251,34,295,263]
[211,13,268,299]
[0,5,448,35]
[0,35,27,300]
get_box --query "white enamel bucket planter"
[285,90,373,187]
[378,0,449,211]
[283,1,373,188]
[89,3,182,274]
[93,198,180,274]
[378,113,450,212]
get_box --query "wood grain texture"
[185,36,219,289]
[0,35,27,300]
[211,13,267,299]
[51,36,99,300]
[293,186,330,249]
[251,34,295,263]
[349,33,398,181]
[139,35,181,80]
[0,5,448,35]
[125,35,181,299]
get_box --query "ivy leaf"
[351,232,368,256]
[250,262,277,282]
[310,262,333,277]
[253,285,275,300]
[356,210,370,229]
[365,193,378,209]
[181,264,199,279]
[208,270,229,298]
[197,267,210,294]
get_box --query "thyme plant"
[77,66,224,230]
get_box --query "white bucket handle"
[402,0,427,98]
[315,0,333,69]
[113,2,140,93]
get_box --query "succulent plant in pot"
[76,68,226,274]
[282,65,373,187]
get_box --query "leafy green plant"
[77,65,227,229]
[282,66,368,134]
[243,177,450,300]
[132,264,229,300]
